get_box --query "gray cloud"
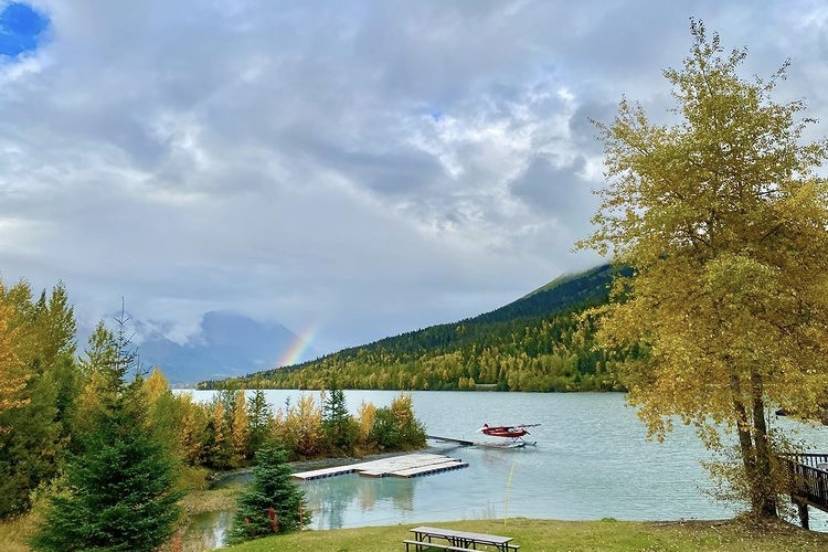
[0,0,825,356]
[511,155,595,227]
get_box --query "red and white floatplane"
[478,423,540,448]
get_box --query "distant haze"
[79,311,312,385]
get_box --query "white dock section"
[292,453,468,480]
[388,460,467,478]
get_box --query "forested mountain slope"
[202,264,629,392]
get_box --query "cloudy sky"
[1,1,827,355]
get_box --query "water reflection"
[183,390,828,534]
[183,510,232,552]
[303,474,417,529]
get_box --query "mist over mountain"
[132,312,305,385]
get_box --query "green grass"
[4,514,827,551]
[222,518,828,552]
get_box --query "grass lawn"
[222,517,828,552]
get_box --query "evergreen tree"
[72,324,120,442]
[247,385,273,453]
[204,400,232,469]
[227,445,308,544]
[37,283,78,443]
[322,385,357,454]
[369,407,401,450]
[32,313,181,551]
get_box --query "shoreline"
[189,387,629,394]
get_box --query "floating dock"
[427,435,474,446]
[292,453,468,480]
[428,434,535,448]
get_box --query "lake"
[183,390,828,546]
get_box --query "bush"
[370,394,426,451]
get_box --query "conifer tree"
[227,446,308,544]
[247,385,273,453]
[32,312,181,551]
[322,386,357,454]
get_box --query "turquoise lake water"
[184,390,828,544]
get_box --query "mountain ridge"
[201,264,625,392]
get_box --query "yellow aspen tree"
[177,393,206,465]
[209,400,231,467]
[579,21,828,519]
[231,390,249,465]
[143,367,169,405]
[286,394,322,457]
[357,401,376,445]
[0,299,28,426]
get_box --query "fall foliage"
[580,21,828,519]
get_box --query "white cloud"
[0,0,824,354]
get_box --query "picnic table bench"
[405,526,519,552]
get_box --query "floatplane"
[477,423,540,448]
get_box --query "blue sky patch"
[0,2,48,57]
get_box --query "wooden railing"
[780,453,828,511]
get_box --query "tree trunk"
[750,369,778,518]
[728,369,759,509]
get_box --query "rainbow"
[277,324,317,368]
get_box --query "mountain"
[202,264,629,392]
[137,311,303,385]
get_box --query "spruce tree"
[322,385,357,454]
[228,445,308,543]
[247,385,273,453]
[203,399,232,469]
[32,312,181,551]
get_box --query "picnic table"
[405,526,519,551]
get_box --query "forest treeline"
[0,277,425,537]
[207,265,631,392]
